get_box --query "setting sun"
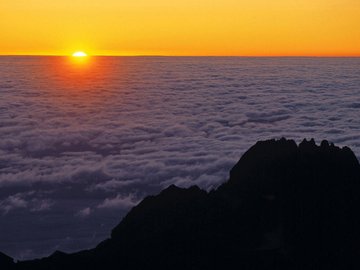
[72,51,87,57]
[1,0,359,56]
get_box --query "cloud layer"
[1,57,360,259]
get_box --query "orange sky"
[0,0,359,56]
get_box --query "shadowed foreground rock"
[3,138,360,269]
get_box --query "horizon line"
[0,54,360,58]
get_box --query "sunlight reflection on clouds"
[1,57,360,259]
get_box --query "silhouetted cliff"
[0,252,14,269]
[4,138,360,269]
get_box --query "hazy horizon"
[1,55,360,57]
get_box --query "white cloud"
[0,192,53,214]
[30,199,53,212]
[76,207,91,218]
[91,178,141,192]
[97,194,139,210]
[0,193,28,214]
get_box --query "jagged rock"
[0,252,14,268]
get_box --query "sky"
[0,0,359,56]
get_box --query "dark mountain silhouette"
[3,138,360,269]
[0,252,14,268]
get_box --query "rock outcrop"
[0,252,14,269]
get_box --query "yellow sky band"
[0,0,359,56]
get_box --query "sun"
[72,51,87,57]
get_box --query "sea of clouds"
[1,57,360,259]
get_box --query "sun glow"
[1,1,359,56]
[69,51,90,66]
[72,51,87,57]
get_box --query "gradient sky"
[0,0,359,56]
